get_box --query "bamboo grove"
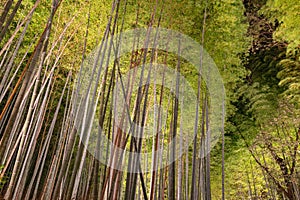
[0,0,300,199]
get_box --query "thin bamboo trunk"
[0,0,13,34]
[169,38,181,200]
[0,0,23,42]
[0,12,31,97]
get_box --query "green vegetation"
[0,0,299,199]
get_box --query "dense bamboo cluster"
[0,0,226,199]
[1,0,299,199]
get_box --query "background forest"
[0,0,299,199]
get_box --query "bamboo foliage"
[0,0,232,199]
